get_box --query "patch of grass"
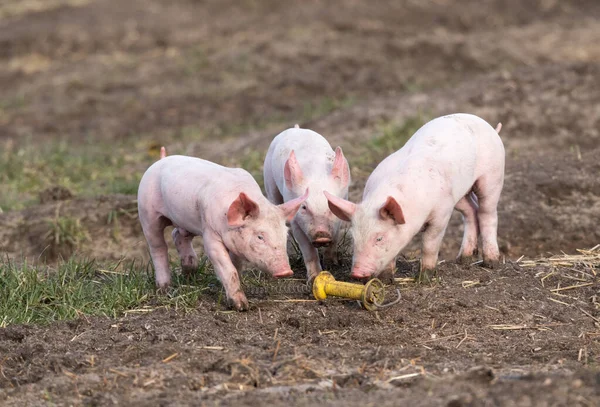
[106,207,139,243]
[239,149,265,189]
[354,114,428,172]
[108,178,140,195]
[0,139,146,211]
[0,257,221,326]
[44,214,90,258]
[369,115,427,155]
[302,96,355,121]
[0,93,358,212]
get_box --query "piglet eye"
[257,235,264,241]
[376,236,383,242]
[301,205,307,210]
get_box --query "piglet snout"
[273,268,294,278]
[312,230,332,248]
[350,264,373,281]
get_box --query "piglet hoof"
[482,258,500,269]
[228,292,250,312]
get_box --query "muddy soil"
[1,263,599,406]
[1,0,600,405]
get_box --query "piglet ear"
[284,150,304,190]
[279,188,309,223]
[379,196,405,225]
[331,146,350,187]
[324,191,356,222]
[227,192,260,227]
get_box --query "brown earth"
[1,0,600,405]
[1,263,599,406]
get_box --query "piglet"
[264,125,351,281]
[137,154,308,310]
[325,113,505,280]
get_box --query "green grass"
[239,149,265,189]
[44,215,90,258]
[0,257,223,326]
[0,113,425,327]
[0,94,361,212]
[354,114,428,172]
[0,139,146,211]
[301,96,355,121]
[369,115,427,155]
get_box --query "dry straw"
[520,244,600,273]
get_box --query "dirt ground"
[1,0,600,405]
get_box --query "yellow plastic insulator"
[312,271,385,311]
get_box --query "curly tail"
[160,146,167,159]
[495,123,502,134]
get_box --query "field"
[1,0,600,405]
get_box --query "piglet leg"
[291,222,322,282]
[474,178,502,268]
[141,216,172,289]
[455,192,480,264]
[203,234,249,311]
[172,227,198,276]
[419,213,451,281]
